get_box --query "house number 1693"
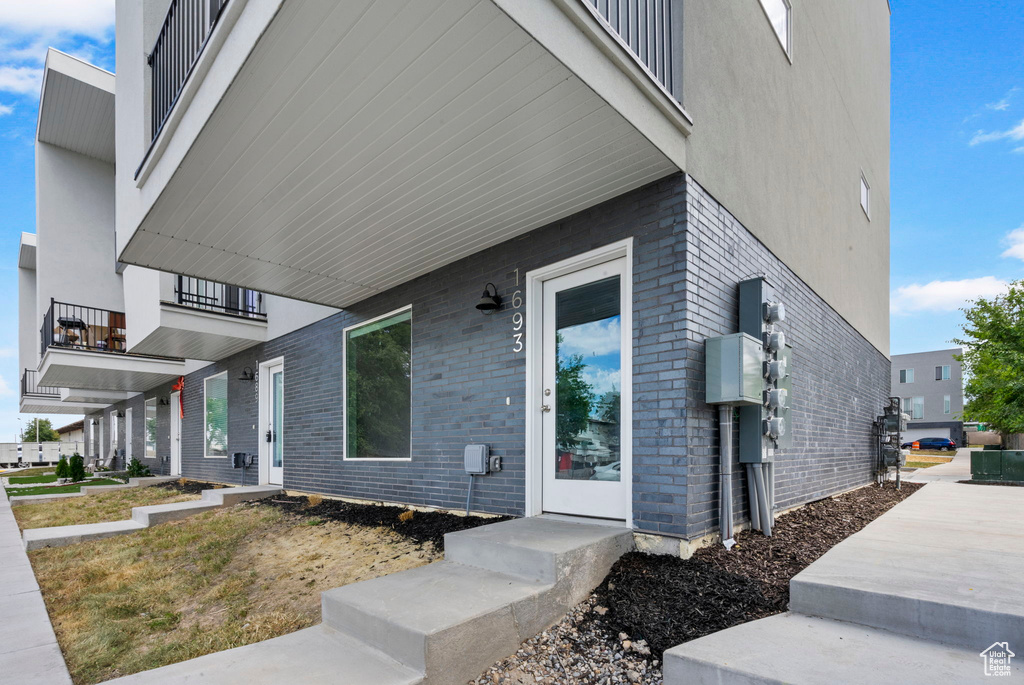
[511,269,523,354]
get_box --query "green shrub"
[126,458,151,478]
[55,455,69,479]
[69,453,87,483]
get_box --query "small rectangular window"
[860,174,871,218]
[944,395,951,414]
[344,308,412,460]
[899,368,914,384]
[145,398,158,458]
[935,365,951,380]
[204,372,228,457]
[757,0,791,56]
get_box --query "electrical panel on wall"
[738,278,791,463]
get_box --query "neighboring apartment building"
[891,348,965,445]
[20,0,891,549]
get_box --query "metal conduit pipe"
[752,464,772,537]
[746,463,761,532]
[719,405,736,549]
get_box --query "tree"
[55,455,69,479]
[954,280,1024,434]
[555,333,594,451]
[22,418,59,442]
[68,453,86,482]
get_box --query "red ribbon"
[172,376,184,419]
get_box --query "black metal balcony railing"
[583,0,674,93]
[174,276,267,318]
[21,369,59,398]
[149,0,230,142]
[41,299,128,358]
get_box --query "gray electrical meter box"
[705,333,764,406]
[464,444,490,474]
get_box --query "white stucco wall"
[123,266,162,351]
[18,261,37,374]
[682,0,890,354]
[265,296,337,340]
[35,143,122,328]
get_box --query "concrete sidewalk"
[666,479,1024,682]
[0,483,72,684]
[907,446,974,482]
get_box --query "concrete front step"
[322,518,634,685]
[23,485,283,550]
[24,520,145,551]
[105,624,423,685]
[11,475,180,505]
[789,482,1024,650]
[663,612,1015,684]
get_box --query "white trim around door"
[125,407,133,462]
[258,357,285,485]
[524,238,633,526]
[170,391,182,476]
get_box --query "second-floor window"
[944,395,951,414]
[903,397,923,420]
[935,365,951,380]
[899,368,914,384]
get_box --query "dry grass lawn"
[29,503,440,684]
[14,487,201,530]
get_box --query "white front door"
[125,408,133,462]
[109,413,118,462]
[540,258,630,520]
[259,360,284,486]
[170,392,182,476]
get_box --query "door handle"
[540,404,551,413]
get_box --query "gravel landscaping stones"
[258,494,511,550]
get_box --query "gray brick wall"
[84,172,887,541]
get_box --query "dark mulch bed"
[258,494,511,550]
[153,479,226,496]
[599,481,924,657]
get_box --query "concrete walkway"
[106,517,633,685]
[665,480,1024,683]
[0,483,72,684]
[907,446,974,482]
[23,485,282,550]
[9,475,179,506]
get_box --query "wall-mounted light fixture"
[238,367,256,382]
[158,398,170,406]
[115,411,125,418]
[475,283,502,315]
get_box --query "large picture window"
[344,308,412,460]
[145,398,157,458]
[204,372,228,457]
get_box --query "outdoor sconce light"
[158,398,170,406]
[116,411,125,417]
[475,283,502,315]
[238,367,256,382]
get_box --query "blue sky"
[0,1,1020,438]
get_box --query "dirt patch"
[598,481,925,657]
[258,494,510,550]
[153,478,227,496]
[31,504,440,684]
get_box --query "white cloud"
[0,65,41,95]
[0,348,16,358]
[581,367,620,396]
[891,277,1009,314]
[0,104,11,116]
[0,376,12,397]
[1002,226,1024,261]
[970,118,1024,146]
[559,318,621,358]
[986,87,1019,111]
[0,2,115,41]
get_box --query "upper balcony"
[116,0,689,310]
[37,299,186,391]
[125,269,269,360]
[20,369,110,415]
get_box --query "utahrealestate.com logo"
[980,642,1015,677]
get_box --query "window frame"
[899,368,914,384]
[911,397,924,420]
[936,365,951,381]
[203,371,229,459]
[756,0,793,61]
[342,305,413,462]
[144,397,158,459]
[944,395,951,415]
[860,173,871,219]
